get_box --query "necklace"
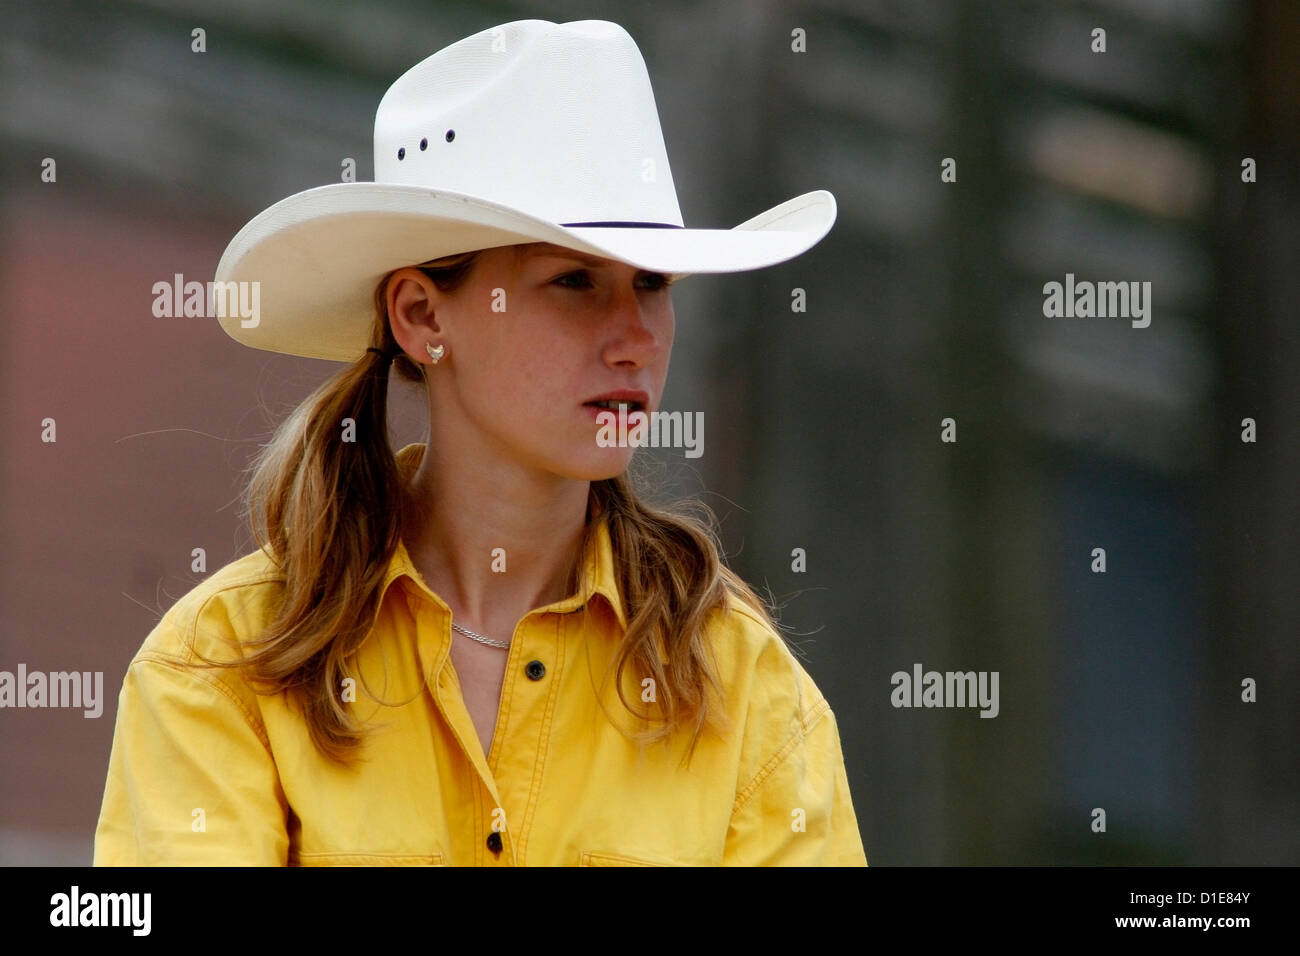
[451,620,511,649]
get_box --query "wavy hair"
[195,249,780,767]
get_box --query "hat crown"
[373,20,684,227]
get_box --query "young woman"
[94,18,866,866]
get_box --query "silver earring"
[426,343,446,363]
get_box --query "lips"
[583,390,649,413]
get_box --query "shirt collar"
[381,442,628,632]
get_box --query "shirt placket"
[410,589,576,866]
[487,609,567,866]
[400,585,505,865]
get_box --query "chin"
[559,452,635,482]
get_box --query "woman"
[94,18,866,866]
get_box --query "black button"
[486,831,503,853]
[525,660,546,680]
[445,129,455,142]
[419,137,428,150]
[397,147,405,160]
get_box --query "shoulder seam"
[132,653,275,753]
[731,696,832,814]
[165,565,285,666]
[175,555,285,610]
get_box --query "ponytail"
[189,253,478,764]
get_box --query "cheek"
[466,315,576,407]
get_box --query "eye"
[551,270,672,292]
[553,270,593,289]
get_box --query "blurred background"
[1,0,1296,865]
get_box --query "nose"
[600,283,664,368]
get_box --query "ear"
[386,268,443,345]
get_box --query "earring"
[426,343,446,363]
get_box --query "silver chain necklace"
[451,620,511,649]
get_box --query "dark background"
[1,0,1296,865]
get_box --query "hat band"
[560,221,684,228]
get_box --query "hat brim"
[214,183,836,362]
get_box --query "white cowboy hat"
[214,18,837,362]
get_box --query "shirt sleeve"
[722,698,868,866]
[93,654,291,866]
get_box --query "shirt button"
[525,659,546,680]
[486,831,503,853]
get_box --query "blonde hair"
[195,249,781,768]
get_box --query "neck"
[400,443,591,641]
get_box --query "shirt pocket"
[290,852,445,866]
[578,850,675,867]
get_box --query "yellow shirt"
[94,443,867,866]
